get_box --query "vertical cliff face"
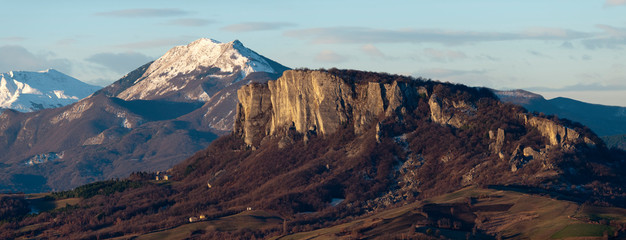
[235,83,273,147]
[234,69,478,147]
[234,69,601,155]
[521,114,594,147]
[428,94,475,128]
[267,71,352,137]
[235,70,412,146]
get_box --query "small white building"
[156,173,170,181]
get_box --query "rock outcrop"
[489,128,506,160]
[236,70,407,146]
[520,114,596,147]
[235,69,600,153]
[234,70,474,147]
[496,114,600,172]
[232,69,616,197]
[429,94,474,128]
[266,71,352,137]
[235,83,273,148]
[234,70,605,187]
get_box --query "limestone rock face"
[523,147,541,159]
[233,69,600,158]
[489,128,505,149]
[521,114,596,147]
[504,114,601,173]
[234,70,433,147]
[504,114,599,172]
[267,71,352,137]
[428,94,474,128]
[489,128,506,160]
[496,128,505,148]
[234,83,273,147]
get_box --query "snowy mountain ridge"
[116,38,277,101]
[0,38,289,193]
[0,69,100,112]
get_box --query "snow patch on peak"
[147,37,275,77]
[0,70,100,112]
[191,38,222,45]
[53,90,79,100]
[116,38,278,101]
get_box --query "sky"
[1,0,625,106]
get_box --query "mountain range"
[2,69,624,239]
[0,37,625,239]
[0,39,288,193]
[0,69,99,112]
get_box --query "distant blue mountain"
[494,89,626,150]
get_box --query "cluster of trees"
[0,195,29,222]
[1,183,179,239]
[50,179,147,199]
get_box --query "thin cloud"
[477,54,500,62]
[165,18,215,27]
[221,22,296,32]
[582,24,626,49]
[596,24,626,36]
[583,38,626,49]
[284,27,591,45]
[0,45,71,73]
[86,52,153,74]
[604,0,626,7]
[315,50,347,63]
[522,27,584,38]
[0,36,26,42]
[360,44,386,58]
[95,8,189,18]
[527,50,551,58]
[423,48,467,62]
[561,41,575,49]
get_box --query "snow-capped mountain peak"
[0,69,100,112]
[115,38,282,101]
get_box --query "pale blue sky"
[1,0,625,106]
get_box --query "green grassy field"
[276,186,626,240]
[13,194,81,237]
[135,210,283,240]
[10,186,626,239]
[550,224,613,239]
[26,193,80,213]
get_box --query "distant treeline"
[0,195,30,222]
[51,179,147,199]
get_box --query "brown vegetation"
[2,69,625,239]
